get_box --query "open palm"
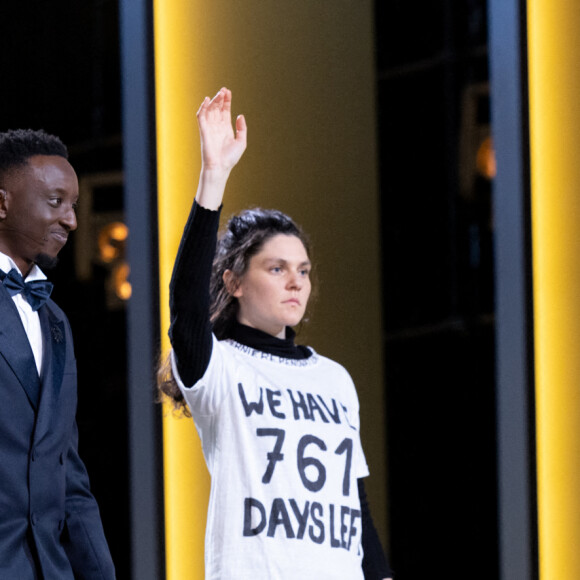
[197,87,247,172]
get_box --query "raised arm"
[195,87,247,210]
[168,88,246,389]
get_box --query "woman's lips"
[284,298,301,305]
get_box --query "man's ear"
[223,269,242,297]
[0,189,7,219]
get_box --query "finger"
[209,87,226,110]
[196,96,210,118]
[222,88,232,113]
[235,114,247,144]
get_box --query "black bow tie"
[0,268,53,312]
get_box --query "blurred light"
[113,262,132,300]
[98,222,129,263]
[476,136,496,179]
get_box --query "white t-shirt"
[173,336,370,580]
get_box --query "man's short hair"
[0,129,68,180]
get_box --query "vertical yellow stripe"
[528,1,580,578]
[154,1,208,578]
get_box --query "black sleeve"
[168,201,221,387]
[359,478,393,579]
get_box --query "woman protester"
[159,87,392,580]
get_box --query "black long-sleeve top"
[169,201,392,579]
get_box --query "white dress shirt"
[0,252,47,375]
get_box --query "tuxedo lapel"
[0,285,41,408]
[39,304,66,407]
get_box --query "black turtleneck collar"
[228,321,312,360]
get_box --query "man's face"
[0,155,79,276]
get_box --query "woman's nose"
[287,272,302,289]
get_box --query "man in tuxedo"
[0,129,115,579]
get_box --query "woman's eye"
[271,267,282,273]
[49,198,62,207]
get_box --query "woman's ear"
[223,269,243,297]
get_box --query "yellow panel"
[154,1,209,579]
[528,1,580,578]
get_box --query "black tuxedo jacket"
[0,284,115,579]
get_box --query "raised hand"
[197,87,247,173]
[195,87,247,210]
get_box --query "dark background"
[0,1,497,578]
[377,1,497,577]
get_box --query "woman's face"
[230,233,312,338]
